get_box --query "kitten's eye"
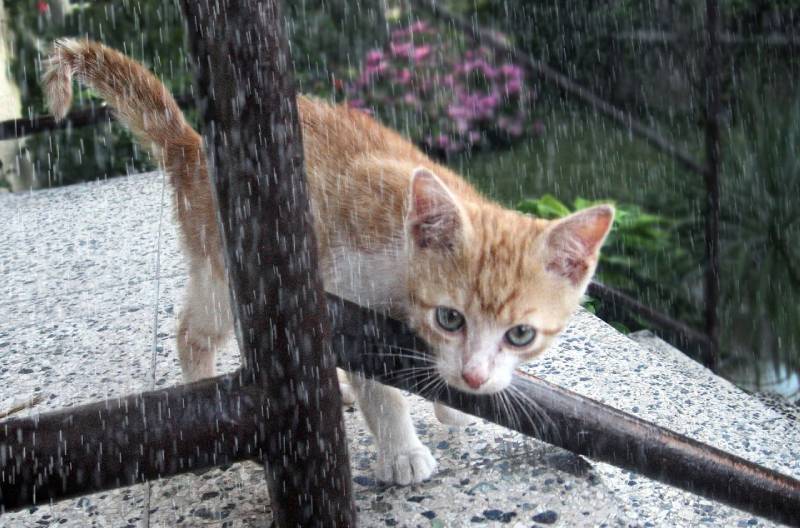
[505,325,536,347]
[435,306,465,332]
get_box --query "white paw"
[376,444,437,485]
[339,381,357,406]
[434,402,474,426]
[336,369,357,406]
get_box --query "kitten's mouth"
[435,362,509,395]
[443,374,506,395]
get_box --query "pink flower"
[37,0,49,13]
[403,93,419,106]
[430,134,463,153]
[395,68,412,85]
[391,20,430,40]
[480,94,499,111]
[349,100,374,116]
[504,79,522,95]
[390,41,413,57]
[365,61,389,75]
[500,64,523,79]
[359,61,389,86]
[408,20,429,34]
[365,49,384,65]
[498,117,524,137]
[458,59,496,79]
[349,27,536,156]
[447,103,473,120]
[507,122,523,136]
[413,45,432,62]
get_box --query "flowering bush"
[346,21,541,156]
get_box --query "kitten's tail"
[42,38,216,264]
[42,38,200,166]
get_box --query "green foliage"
[285,0,387,96]
[7,0,191,187]
[720,92,800,374]
[516,194,692,294]
[579,295,632,335]
[516,194,700,337]
[5,0,379,188]
[516,194,571,219]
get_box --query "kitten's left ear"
[406,167,466,252]
[545,204,615,286]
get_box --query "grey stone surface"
[1,172,798,527]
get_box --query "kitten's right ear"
[544,204,615,286]
[406,167,465,252]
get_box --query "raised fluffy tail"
[42,38,198,161]
[43,39,218,265]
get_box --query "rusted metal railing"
[3,296,800,525]
[702,0,722,370]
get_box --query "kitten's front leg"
[434,402,475,426]
[350,374,437,485]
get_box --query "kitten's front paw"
[434,402,474,426]
[376,444,437,485]
[337,368,357,406]
[339,381,357,406]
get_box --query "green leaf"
[610,321,631,334]
[516,194,571,219]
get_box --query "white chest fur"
[321,244,408,313]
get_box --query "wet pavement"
[1,172,798,527]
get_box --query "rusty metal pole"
[703,0,722,371]
[180,1,355,525]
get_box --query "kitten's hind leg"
[349,373,437,485]
[177,265,232,382]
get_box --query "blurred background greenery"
[1,0,798,399]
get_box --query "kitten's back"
[41,39,483,269]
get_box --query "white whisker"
[506,382,557,440]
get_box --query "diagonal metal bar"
[3,296,799,525]
[587,281,715,361]
[0,95,195,141]
[414,0,708,178]
[329,297,800,528]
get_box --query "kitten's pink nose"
[462,370,487,390]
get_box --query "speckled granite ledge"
[1,172,798,527]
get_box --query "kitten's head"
[404,167,614,394]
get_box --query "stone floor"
[1,172,798,527]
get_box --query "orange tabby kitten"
[43,39,613,485]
